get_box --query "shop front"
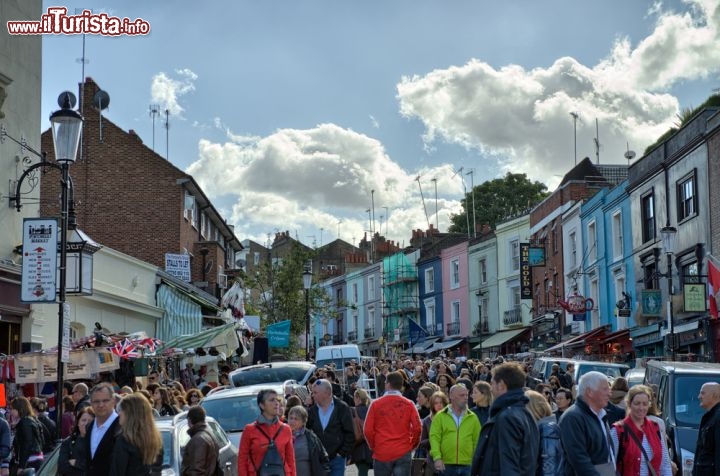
[630,323,664,358]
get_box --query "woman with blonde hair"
[109,393,163,476]
[471,380,493,426]
[417,390,450,476]
[525,390,564,476]
[350,388,373,476]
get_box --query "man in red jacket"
[364,370,422,475]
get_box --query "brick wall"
[708,128,720,256]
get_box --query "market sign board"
[165,253,191,282]
[641,290,663,317]
[520,243,532,299]
[21,218,58,302]
[14,349,120,384]
[267,320,291,348]
[683,283,707,313]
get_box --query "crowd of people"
[240,355,720,476]
[2,354,719,476]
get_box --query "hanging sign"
[267,320,292,348]
[684,283,707,312]
[21,218,58,302]
[520,243,532,299]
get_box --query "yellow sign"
[683,283,707,313]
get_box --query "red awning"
[544,327,607,353]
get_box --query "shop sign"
[14,349,120,384]
[633,331,661,347]
[641,290,663,317]
[164,253,191,282]
[520,243,532,299]
[20,218,58,302]
[683,284,707,313]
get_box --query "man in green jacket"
[429,383,481,475]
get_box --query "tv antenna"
[451,166,470,238]
[624,143,636,164]
[164,109,170,161]
[149,104,160,152]
[593,118,601,164]
[92,90,110,143]
[570,112,580,166]
[415,175,431,230]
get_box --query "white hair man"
[558,371,613,475]
[693,382,720,475]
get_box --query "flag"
[709,258,720,319]
[408,318,429,345]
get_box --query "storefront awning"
[157,321,238,354]
[403,336,441,354]
[425,338,465,353]
[601,329,630,344]
[544,327,606,353]
[474,328,528,350]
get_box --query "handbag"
[411,458,426,476]
[593,462,617,476]
[351,408,364,444]
[623,423,658,476]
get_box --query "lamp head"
[50,91,83,164]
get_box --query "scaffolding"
[382,252,419,349]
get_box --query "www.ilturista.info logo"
[7,7,151,36]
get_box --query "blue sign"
[267,320,292,348]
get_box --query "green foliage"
[644,93,720,155]
[449,172,549,233]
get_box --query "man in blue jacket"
[558,371,613,476]
[471,362,539,476]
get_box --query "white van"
[315,344,361,370]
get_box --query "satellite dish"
[57,91,77,109]
[93,90,110,110]
[624,150,636,161]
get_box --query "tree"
[449,172,549,234]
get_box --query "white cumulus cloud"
[150,68,198,117]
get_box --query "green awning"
[158,322,237,353]
[474,328,528,350]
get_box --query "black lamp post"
[661,225,677,360]
[303,268,313,360]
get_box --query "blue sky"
[40,1,720,247]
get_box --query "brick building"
[39,78,243,297]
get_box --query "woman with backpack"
[10,397,46,472]
[610,385,673,476]
[350,389,373,476]
[525,390,564,476]
[239,388,296,476]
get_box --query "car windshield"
[202,394,260,433]
[674,375,713,427]
[577,364,625,380]
[231,364,310,387]
[160,430,175,469]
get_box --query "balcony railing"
[446,321,460,336]
[503,307,523,327]
[364,327,375,338]
[348,330,358,342]
[473,321,489,336]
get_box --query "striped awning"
[157,321,238,354]
[156,283,204,341]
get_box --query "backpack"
[254,424,285,476]
[350,407,364,444]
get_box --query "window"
[479,259,487,284]
[253,252,260,266]
[552,223,558,254]
[352,283,358,303]
[544,279,552,308]
[424,299,436,331]
[480,297,489,331]
[367,308,375,332]
[590,278,599,329]
[569,231,577,269]
[201,213,209,238]
[424,268,435,293]
[587,221,597,263]
[511,240,520,271]
[511,286,521,308]
[367,275,376,300]
[612,212,623,260]
[451,300,461,322]
[677,172,697,221]
[336,288,343,305]
[643,261,658,290]
[450,259,460,288]
[641,191,656,243]
[682,261,699,284]
[184,192,197,226]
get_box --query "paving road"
[345,465,373,475]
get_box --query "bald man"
[693,382,720,476]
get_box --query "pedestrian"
[430,384,481,476]
[471,362,539,476]
[180,406,220,476]
[59,406,94,476]
[72,383,91,417]
[525,390,563,476]
[61,396,76,439]
[692,382,720,476]
[11,396,47,472]
[364,371,422,475]
[287,405,329,476]
[85,382,121,476]
[416,385,434,420]
[109,393,163,476]
[306,379,354,476]
[558,371,614,476]
[610,378,629,409]
[417,391,449,476]
[470,380,492,426]
[239,388,296,476]
[561,364,575,389]
[609,385,672,476]
[554,388,573,422]
[350,389,373,476]
[30,397,57,454]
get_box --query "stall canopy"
[156,283,204,341]
[157,321,239,355]
[474,328,528,350]
[425,338,464,354]
[403,336,441,354]
[543,327,606,353]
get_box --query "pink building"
[440,241,469,339]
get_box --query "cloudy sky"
[40,0,720,248]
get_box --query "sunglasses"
[544,391,552,396]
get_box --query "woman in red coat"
[238,389,296,476]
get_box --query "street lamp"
[661,225,677,360]
[302,268,313,360]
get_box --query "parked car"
[644,360,720,475]
[32,413,237,476]
[624,367,646,388]
[229,361,315,388]
[200,383,285,448]
[573,361,629,383]
[528,357,574,387]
